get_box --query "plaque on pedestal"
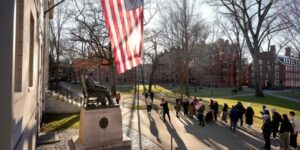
[72,106,131,150]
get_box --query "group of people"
[259,106,300,150]
[145,93,300,150]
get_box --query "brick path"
[36,126,161,150]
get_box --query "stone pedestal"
[72,106,131,150]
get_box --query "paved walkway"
[121,94,283,150]
[36,126,161,150]
[265,91,300,103]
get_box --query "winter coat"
[236,103,245,116]
[262,118,272,133]
[197,103,205,114]
[245,107,254,125]
[230,108,239,122]
[290,117,300,134]
[150,92,154,99]
[146,98,152,106]
[213,103,219,114]
[272,112,282,126]
[279,119,292,133]
[222,104,228,112]
[160,101,169,113]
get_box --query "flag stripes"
[100,0,144,74]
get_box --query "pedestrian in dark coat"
[175,98,182,118]
[209,99,214,110]
[213,101,219,121]
[150,91,154,102]
[183,97,189,116]
[262,114,272,150]
[221,103,228,123]
[245,103,254,130]
[230,105,239,131]
[160,98,170,122]
[236,101,245,126]
[197,100,205,127]
[271,109,282,138]
[279,114,292,150]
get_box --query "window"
[29,14,34,87]
[14,0,24,92]
[259,59,262,64]
[275,80,279,86]
[275,72,279,78]
[275,65,279,71]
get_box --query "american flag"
[100,0,144,74]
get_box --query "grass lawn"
[275,92,300,99]
[41,113,79,132]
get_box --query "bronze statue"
[83,71,113,106]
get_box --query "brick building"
[248,46,300,88]
[150,38,247,87]
[0,0,52,149]
[71,58,137,84]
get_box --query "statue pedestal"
[72,106,131,150]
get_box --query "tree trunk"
[253,52,264,97]
[238,57,243,90]
[140,64,146,93]
[148,71,154,93]
[109,62,117,97]
[185,77,190,97]
[108,43,116,97]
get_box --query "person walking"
[146,96,152,115]
[175,98,182,118]
[145,91,149,99]
[188,97,196,119]
[262,114,272,150]
[279,114,292,150]
[221,103,228,123]
[236,102,245,126]
[183,96,189,116]
[245,103,254,130]
[230,105,239,131]
[150,91,155,103]
[213,101,219,121]
[271,109,282,138]
[160,98,171,122]
[197,100,206,127]
[289,111,300,149]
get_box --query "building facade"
[248,46,300,88]
[0,0,52,149]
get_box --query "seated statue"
[85,71,112,106]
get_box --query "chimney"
[225,40,229,45]
[270,45,276,55]
[285,47,291,57]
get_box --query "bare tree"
[160,0,209,97]
[284,0,300,56]
[49,0,70,79]
[209,0,291,97]
[217,16,246,90]
[68,0,117,96]
[144,30,167,93]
